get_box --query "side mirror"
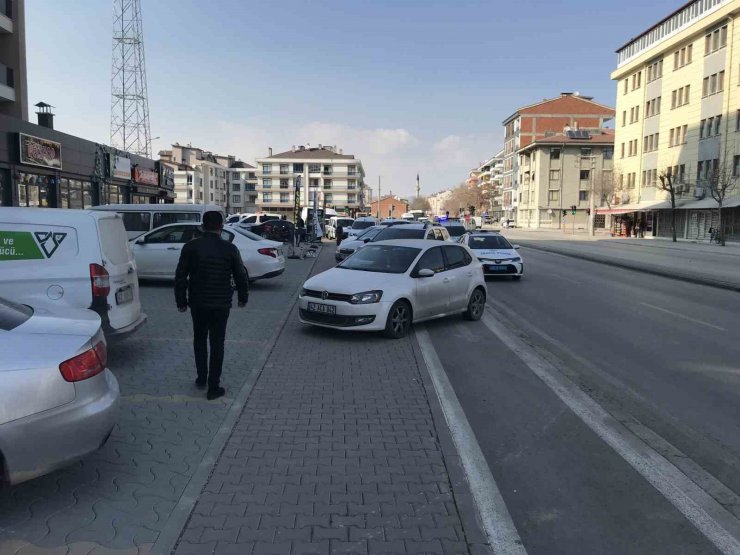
[416,268,435,278]
[135,237,146,245]
[513,245,520,250]
[363,237,371,243]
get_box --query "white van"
[0,208,146,338]
[327,216,354,240]
[91,204,224,239]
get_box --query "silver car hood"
[304,267,409,294]
[338,239,365,250]
[15,306,102,338]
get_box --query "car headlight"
[300,288,309,297]
[511,257,521,262]
[350,290,383,304]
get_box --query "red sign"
[132,167,158,186]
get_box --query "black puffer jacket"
[175,232,249,309]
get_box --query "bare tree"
[409,196,431,212]
[593,169,619,210]
[443,184,479,216]
[657,172,680,242]
[706,158,739,246]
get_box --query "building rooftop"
[266,146,356,160]
[503,93,615,125]
[230,161,255,169]
[520,129,615,151]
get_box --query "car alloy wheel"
[384,301,411,339]
[464,288,485,321]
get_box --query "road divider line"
[640,302,727,331]
[416,326,528,555]
[480,308,740,555]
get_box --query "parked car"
[357,223,450,251]
[335,225,385,261]
[92,203,224,240]
[0,207,146,338]
[299,240,486,338]
[130,222,284,281]
[459,230,523,279]
[345,216,381,239]
[327,216,355,240]
[246,219,295,243]
[500,218,516,228]
[440,221,468,241]
[0,296,119,486]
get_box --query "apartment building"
[612,0,740,241]
[428,189,452,216]
[502,93,616,222]
[0,0,27,120]
[228,161,258,214]
[517,129,614,230]
[159,144,232,208]
[474,150,505,221]
[254,145,366,218]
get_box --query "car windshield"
[232,226,266,241]
[356,227,383,240]
[443,225,466,236]
[0,296,33,331]
[373,227,425,241]
[338,245,421,273]
[469,235,513,249]
[336,218,354,227]
[352,220,376,230]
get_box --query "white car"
[459,231,523,279]
[345,216,380,239]
[299,240,487,339]
[131,223,285,281]
[0,296,119,485]
[335,225,385,261]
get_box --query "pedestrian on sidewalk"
[335,222,344,245]
[175,211,249,401]
[634,219,642,238]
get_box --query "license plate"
[487,265,508,271]
[116,286,134,305]
[308,302,336,315]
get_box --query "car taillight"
[90,263,110,297]
[59,341,107,382]
[258,248,277,258]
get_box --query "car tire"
[512,275,522,281]
[384,300,412,339]
[463,288,486,321]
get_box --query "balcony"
[0,1,12,33]
[0,62,14,102]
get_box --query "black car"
[248,219,295,243]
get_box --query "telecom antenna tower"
[110,0,151,157]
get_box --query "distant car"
[327,217,355,240]
[500,218,516,228]
[0,296,119,486]
[439,221,468,241]
[130,222,284,282]
[459,230,523,279]
[345,216,381,239]
[336,225,385,261]
[299,240,487,338]
[362,223,449,247]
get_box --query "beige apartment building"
[517,130,614,230]
[254,145,366,219]
[612,0,740,240]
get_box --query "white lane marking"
[416,326,527,555]
[480,308,740,555]
[640,302,727,332]
[546,273,584,285]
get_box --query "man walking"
[175,211,249,400]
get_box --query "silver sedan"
[0,297,119,486]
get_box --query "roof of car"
[468,229,501,235]
[371,239,464,249]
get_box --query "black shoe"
[207,387,226,400]
[195,377,207,389]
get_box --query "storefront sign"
[134,184,159,196]
[158,162,175,191]
[110,155,131,180]
[19,134,62,169]
[133,167,158,186]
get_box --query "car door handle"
[166,247,180,251]
[443,277,450,283]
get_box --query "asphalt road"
[423,247,740,554]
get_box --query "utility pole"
[588,156,596,236]
[377,176,381,219]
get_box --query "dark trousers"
[191,306,230,388]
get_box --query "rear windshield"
[357,227,383,240]
[98,218,131,265]
[232,227,266,241]
[443,225,466,236]
[352,220,376,230]
[374,227,425,241]
[339,245,421,274]
[0,297,33,331]
[469,235,513,249]
[336,218,354,227]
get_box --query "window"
[672,85,690,107]
[280,192,289,202]
[579,191,589,201]
[549,170,560,180]
[310,178,319,187]
[548,190,559,202]
[280,178,289,188]
[293,163,304,173]
[736,110,740,131]
[323,165,332,175]
[348,179,356,189]
[623,79,628,95]
[145,225,197,244]
[348,194,356,203]
[348,165,357,175]
[121,212,151,232]
[580,170,590,180]
[550,148,561,160]
[262,178,272,188]
[718,70,725,91]
[443,246,469,270]
[308,164,321,173]
[232,183,240,191]
[620,143,625,158]
[580,148,592,157]
[262,192,272,202]
[324,193,333,203]
[604,147,613,160]
[734,155,740,177]
[714,114,722,135]
[622,111,627,126]
[415,247,446,274]
[323,179,332,189]
[279,164,289,174]
[232,195,241,203]
[647,58,663,81]
[706,25,728,54]
[704,71,724,96]
[186,174,193,185]
[262,164,272,174]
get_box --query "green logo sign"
[0,231,66,260]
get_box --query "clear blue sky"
[27,0,681,197]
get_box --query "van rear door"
[96,215,144,333]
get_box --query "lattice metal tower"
[110,0,151,157]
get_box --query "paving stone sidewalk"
[0,257,315,555]
[174,247,479,555]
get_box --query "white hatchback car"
[459,231,523,279]
[299,240,486,338]
[131,223,285,281]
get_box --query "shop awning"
[678,196,740,210]
[596,200,672,215]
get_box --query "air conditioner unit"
[694,186,705,199]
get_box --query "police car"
[458,230,523,279]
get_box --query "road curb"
[150,248,322,555]
[520,243,740,293]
